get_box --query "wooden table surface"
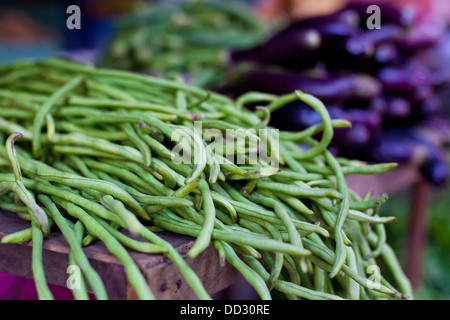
[0,165,425,299]
[345,164,421,197]
[0,211,241,300]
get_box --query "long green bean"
[38,194,108,300]
[30,212,54,300]
[187,179,216,258]
[68,221,90,300]
[52,197,154,300]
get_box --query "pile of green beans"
[0,57,413,300]
[99,0,269,88]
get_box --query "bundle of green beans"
[99,0,270,88]
[0,57,413,300]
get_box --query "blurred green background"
[380,186,450,300]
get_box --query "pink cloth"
[0,272,77,300]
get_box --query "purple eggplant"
[345,123,372,146]
[230,28,321,67]
[374,42,400,64]
[369,96,388,114]
[377,65,433,92]
[430,69,450,87]
[299,64,331,79]
[312,23,400,72]
[365,131,421,164]
[229,69,382,102]
[415,30,450,70]
[295,104,349,127]
[411,85,435,105]
[333,108,382,149]
[385,96,411,118]
[270,103,347,131]
[420,95,443,116]
[397,23,445,52]
[346,108,382,131]
[329,123,374,152]
[421,156,448,186]
[377,96,413,129]
[407,129,449,185]
[423,117,450,146]
[347,25,404,63]
[231,22,365,70]
[313,22,361,37]
[346,24,404,49]
[289,106,379,147]
[365,128,447,185]
[346,25,404,66]
[414,30,450,86]
[231,8,360,67]
[399,87,440,123]
[315,23,370,56]
[283,7,361,32]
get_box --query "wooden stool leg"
[405,179,431,289]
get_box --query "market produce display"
[99,0,269,88]
[225,2,450,185]
[0,57,413,300]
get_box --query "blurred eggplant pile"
[224,2,450,185]
[99,0,270,88]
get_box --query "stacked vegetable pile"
[99,0,269,88]
[0,57,412,300]
[225,2,450,185]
